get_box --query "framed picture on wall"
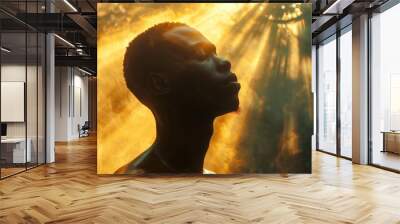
[97,3,313,175]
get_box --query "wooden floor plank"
[1,134,400,223]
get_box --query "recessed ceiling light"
[1,47,11,53]
[54,34,75,48]
[322,0,354,15]
[78,67,93,76]
[63,0,78,12]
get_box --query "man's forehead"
[162,26,214,50]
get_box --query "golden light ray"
[204,8,274,173]
[97,3,312,174]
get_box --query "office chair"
[79,121,90,138]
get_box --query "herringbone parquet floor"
[1,135,400,224]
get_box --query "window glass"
[317,36,337,154]
[371,3,400,171]
[340,29,352,158]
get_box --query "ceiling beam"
[312,15,335,33]
[323,0,356,14]
[67,13,97,38]
[13,13,81,32]
[55,55,96,72]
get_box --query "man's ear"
[148,73,170,95]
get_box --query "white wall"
[1,63,46,164]
[1,65,27,141]
[55,67,70,141]
[1,65,38,137]
[72,72,89,138]
[55,67,89,141]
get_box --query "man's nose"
[217,58,231,72]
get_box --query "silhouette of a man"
[116,22,240,174]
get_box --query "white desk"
[1,138,31,163]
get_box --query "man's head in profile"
[117,22,240,174]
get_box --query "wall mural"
[98,3,312,174]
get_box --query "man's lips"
[225,73,238,83]
[228,81,241,92]
[224,73,241,92]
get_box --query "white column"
[46,32,55,163]
[352,14,369,164]
[45,0,56,163]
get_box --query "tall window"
[317,36,337,154]
[339,28,352,158]
[390,74,400,130]
[371,3,400,171]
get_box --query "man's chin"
[215,99,240,116]
[230,96,240,110]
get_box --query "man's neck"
[151,112,214,173]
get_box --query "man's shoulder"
[114,163,146,175]
[113,149,151,174]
